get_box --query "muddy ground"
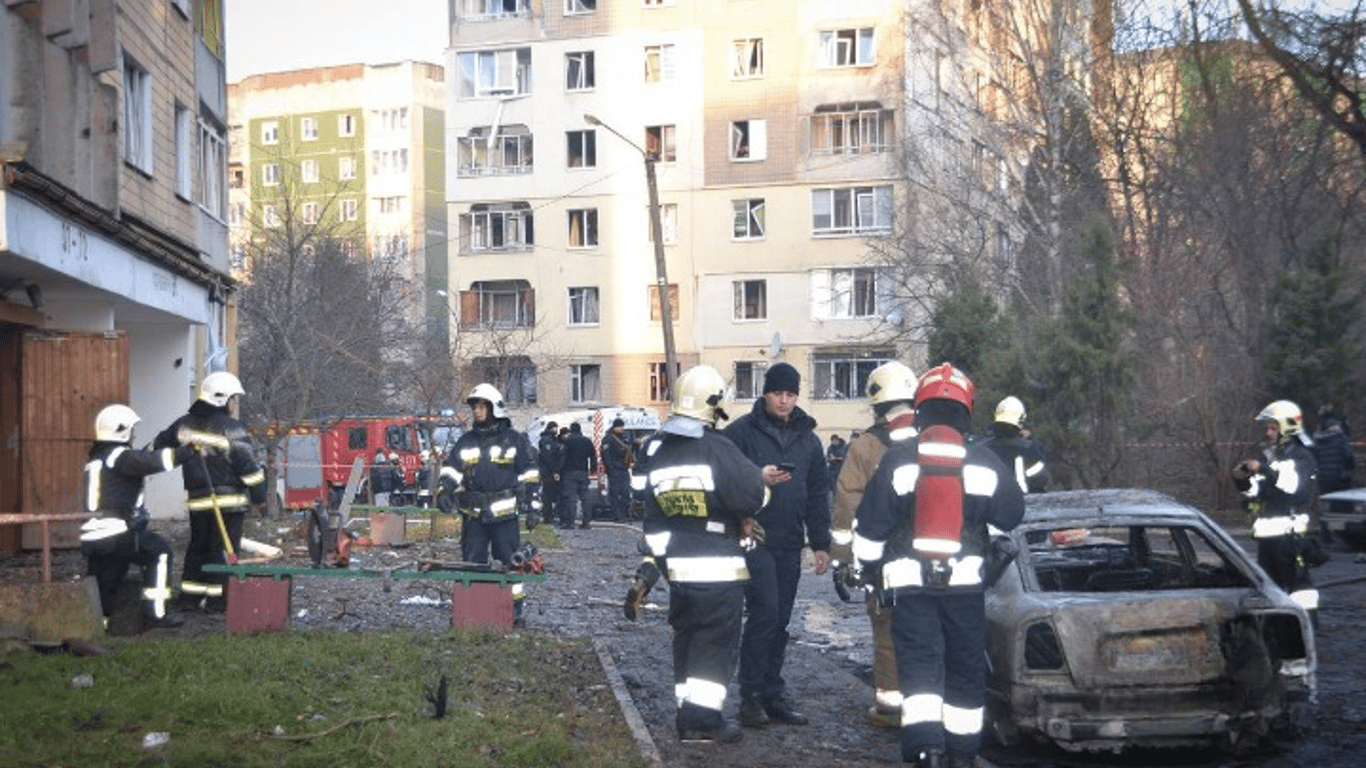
[7,513,1366,768]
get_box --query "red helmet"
[914,363,975,412]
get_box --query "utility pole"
[584,114,678,397]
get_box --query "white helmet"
[994,396,1026,427]
[1256,400,1303,437]
[672,365,729,423]
[199,371,244,407]
[466,383,507,419]
[95,404,140,443]
[865,361,917,406]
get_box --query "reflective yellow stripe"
[188,494,248,510]
[667,556,748,582]
[240,470,265,487]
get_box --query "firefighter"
[829,360,918,728]
[370,451,395,507]
[855,364,1025,768]
[1232,400,1320,618]
[980,396,1048,494]
[632,365,768,743]
[154,371,267,613]
[79,405,212,629]
[436,383,542,626]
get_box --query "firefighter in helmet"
[829,360,918,728]
[436,383,541,625]
[80,405,217,630]
[981,396,1048,494]
[1232,400,1320,617]
[153,371,267,613]
[855,364,1025,768]
[629,364,768,742]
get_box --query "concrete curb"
[592,636,665,768]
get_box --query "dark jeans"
[891,590,987,763]
[607,468,632,520]
[560,470,592,525]
[738,545,802,700]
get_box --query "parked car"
[985,488,1316,754]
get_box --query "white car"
[985,488,1316,754]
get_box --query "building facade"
[0,0,233,547]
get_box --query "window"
[341,199,359,221]
[122,57,153,173]
[730,119,766,161]
[649,362,676,402]
[731,38,764,78]
[568,208,598,247]
[568,286,600,326]
[810,103,892,155]
[649,284,680,322]
[566,51,596,90]
[301,159,320,183]
[263,204,279,228]
[458,48,532,98]
[199,119,226,219]
[567,130,596,168]
[262,163,280,186]
[260,119,279,145]
[732,198,765,239]
[819,28,875,67]
[375,233,409,259]
[458,0,530,21]
[734,361,767,400]
[565,0,595,13]
[462,280,535,330]
[301,117,318,140]
[643,0,672,6]
[571,364,602,403]
[376,107,408,132]
[645,124,675,162]
[733,280,767,320]
[175,106,193,199]
[647,203,679,244]
[371,148,410,175]
[812,351,893,400]
[338,114,356,137]
[302,202,319,225]
[196,0,224,57]
[474,356,538,405]
[376,196,407,216]
[460,203,534,252]
[811,185,893,235]
[339,155,357,180]
[812,267,886,319]
[644,44,676,84]
[458,126,533,176]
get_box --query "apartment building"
[227,62,448,378]
[0,0,233,549]
[446,0,923,435]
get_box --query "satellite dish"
[768,332,782,359]
[885,307,904,327]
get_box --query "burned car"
[984,489,1316,754]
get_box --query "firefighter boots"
[676,703,742,743]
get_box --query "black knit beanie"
[763,362,801,395]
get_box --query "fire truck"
[275,416,459,509]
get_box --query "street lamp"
[583,113,678,396]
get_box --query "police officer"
[79,405,212,629]
[154,371,267,613]
[537,421,563,525]
[603,417,635,521]
[1232,400,1320,617]
[633,365,768,743]
[981,396,1048,494]
[855,364,1025,768]
[436,383,541,625]
[829,360,918,728]
[559,422,598,528]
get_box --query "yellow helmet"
[672,365,729,423]
[865,361,917,406]
[994,396,1026,427]
[95,404,140,442]
[1256,400,1303,437]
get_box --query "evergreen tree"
[1263,237,1360,409]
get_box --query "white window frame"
[809,104,892,156]
[461,203,534,252]
[198,118,227,220]
[567,130,596,169]
[811,267,885,319]
[301,117,318,140]
[568,208,598,248]
[458,48,532,98]
[458,0,530,21]
[734,361,767,401]
[263,204,279,228]
[648,362,675,403]
[566,51,596,91]
[729,119,767,161]
[262,163,281,186]
[338,114,356,137]
[565,0,596,14]
[647,202,678,245]
[302,202,319,225]
[301,159,320,183]
[811,185,893,236]
[175,105,193,200]
[260,119,279,145]
[570,364,602,403]
[811,352,893,400]
[339,155,357,180]
[457,127,534,176]
[341,199,359,221]
[568,286,601,326]
[731,38,764,78]
[819,28,875,68]
[733,279,767,321]
[645,124,676,162]
[732,198,765,240]
[644,44,676,84]
[122,57,154,174]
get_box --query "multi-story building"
[227,61,448,382]
[445,1,924,435]
[0,0,233,548]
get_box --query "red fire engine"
[276,416,455,509]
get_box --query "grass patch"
[0,629,644,768]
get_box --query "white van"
[525,405,663,449]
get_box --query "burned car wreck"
[984,489,1316,754]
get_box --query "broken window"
[818,28,875,67]
[730,119,766,161]
[1025,526,1254,592]
[732,38,764,78]
[566,51,595,90]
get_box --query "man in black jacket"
[537,422,563,526]
[722,362,831,727]
[559,422,598,528]
[602,417,635,521]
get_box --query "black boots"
[676,703,742,743]
[738,692,809,726]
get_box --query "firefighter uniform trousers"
[181,505,246,603]
[671,580,746,723]
[892,590,988,760]
[84,527,177,621]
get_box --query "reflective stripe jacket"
[634,418,768,583]
[854,434,1024,595]
[1235,437,1317,539]
[721,398,832,552]
[441,416,540,500]
[830,415,917,565]
[84,441,195,521]
[981,424,1048,494]
[153,400,266,510]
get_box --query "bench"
[204,563,544,635]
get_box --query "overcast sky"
[225,0,447,82]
